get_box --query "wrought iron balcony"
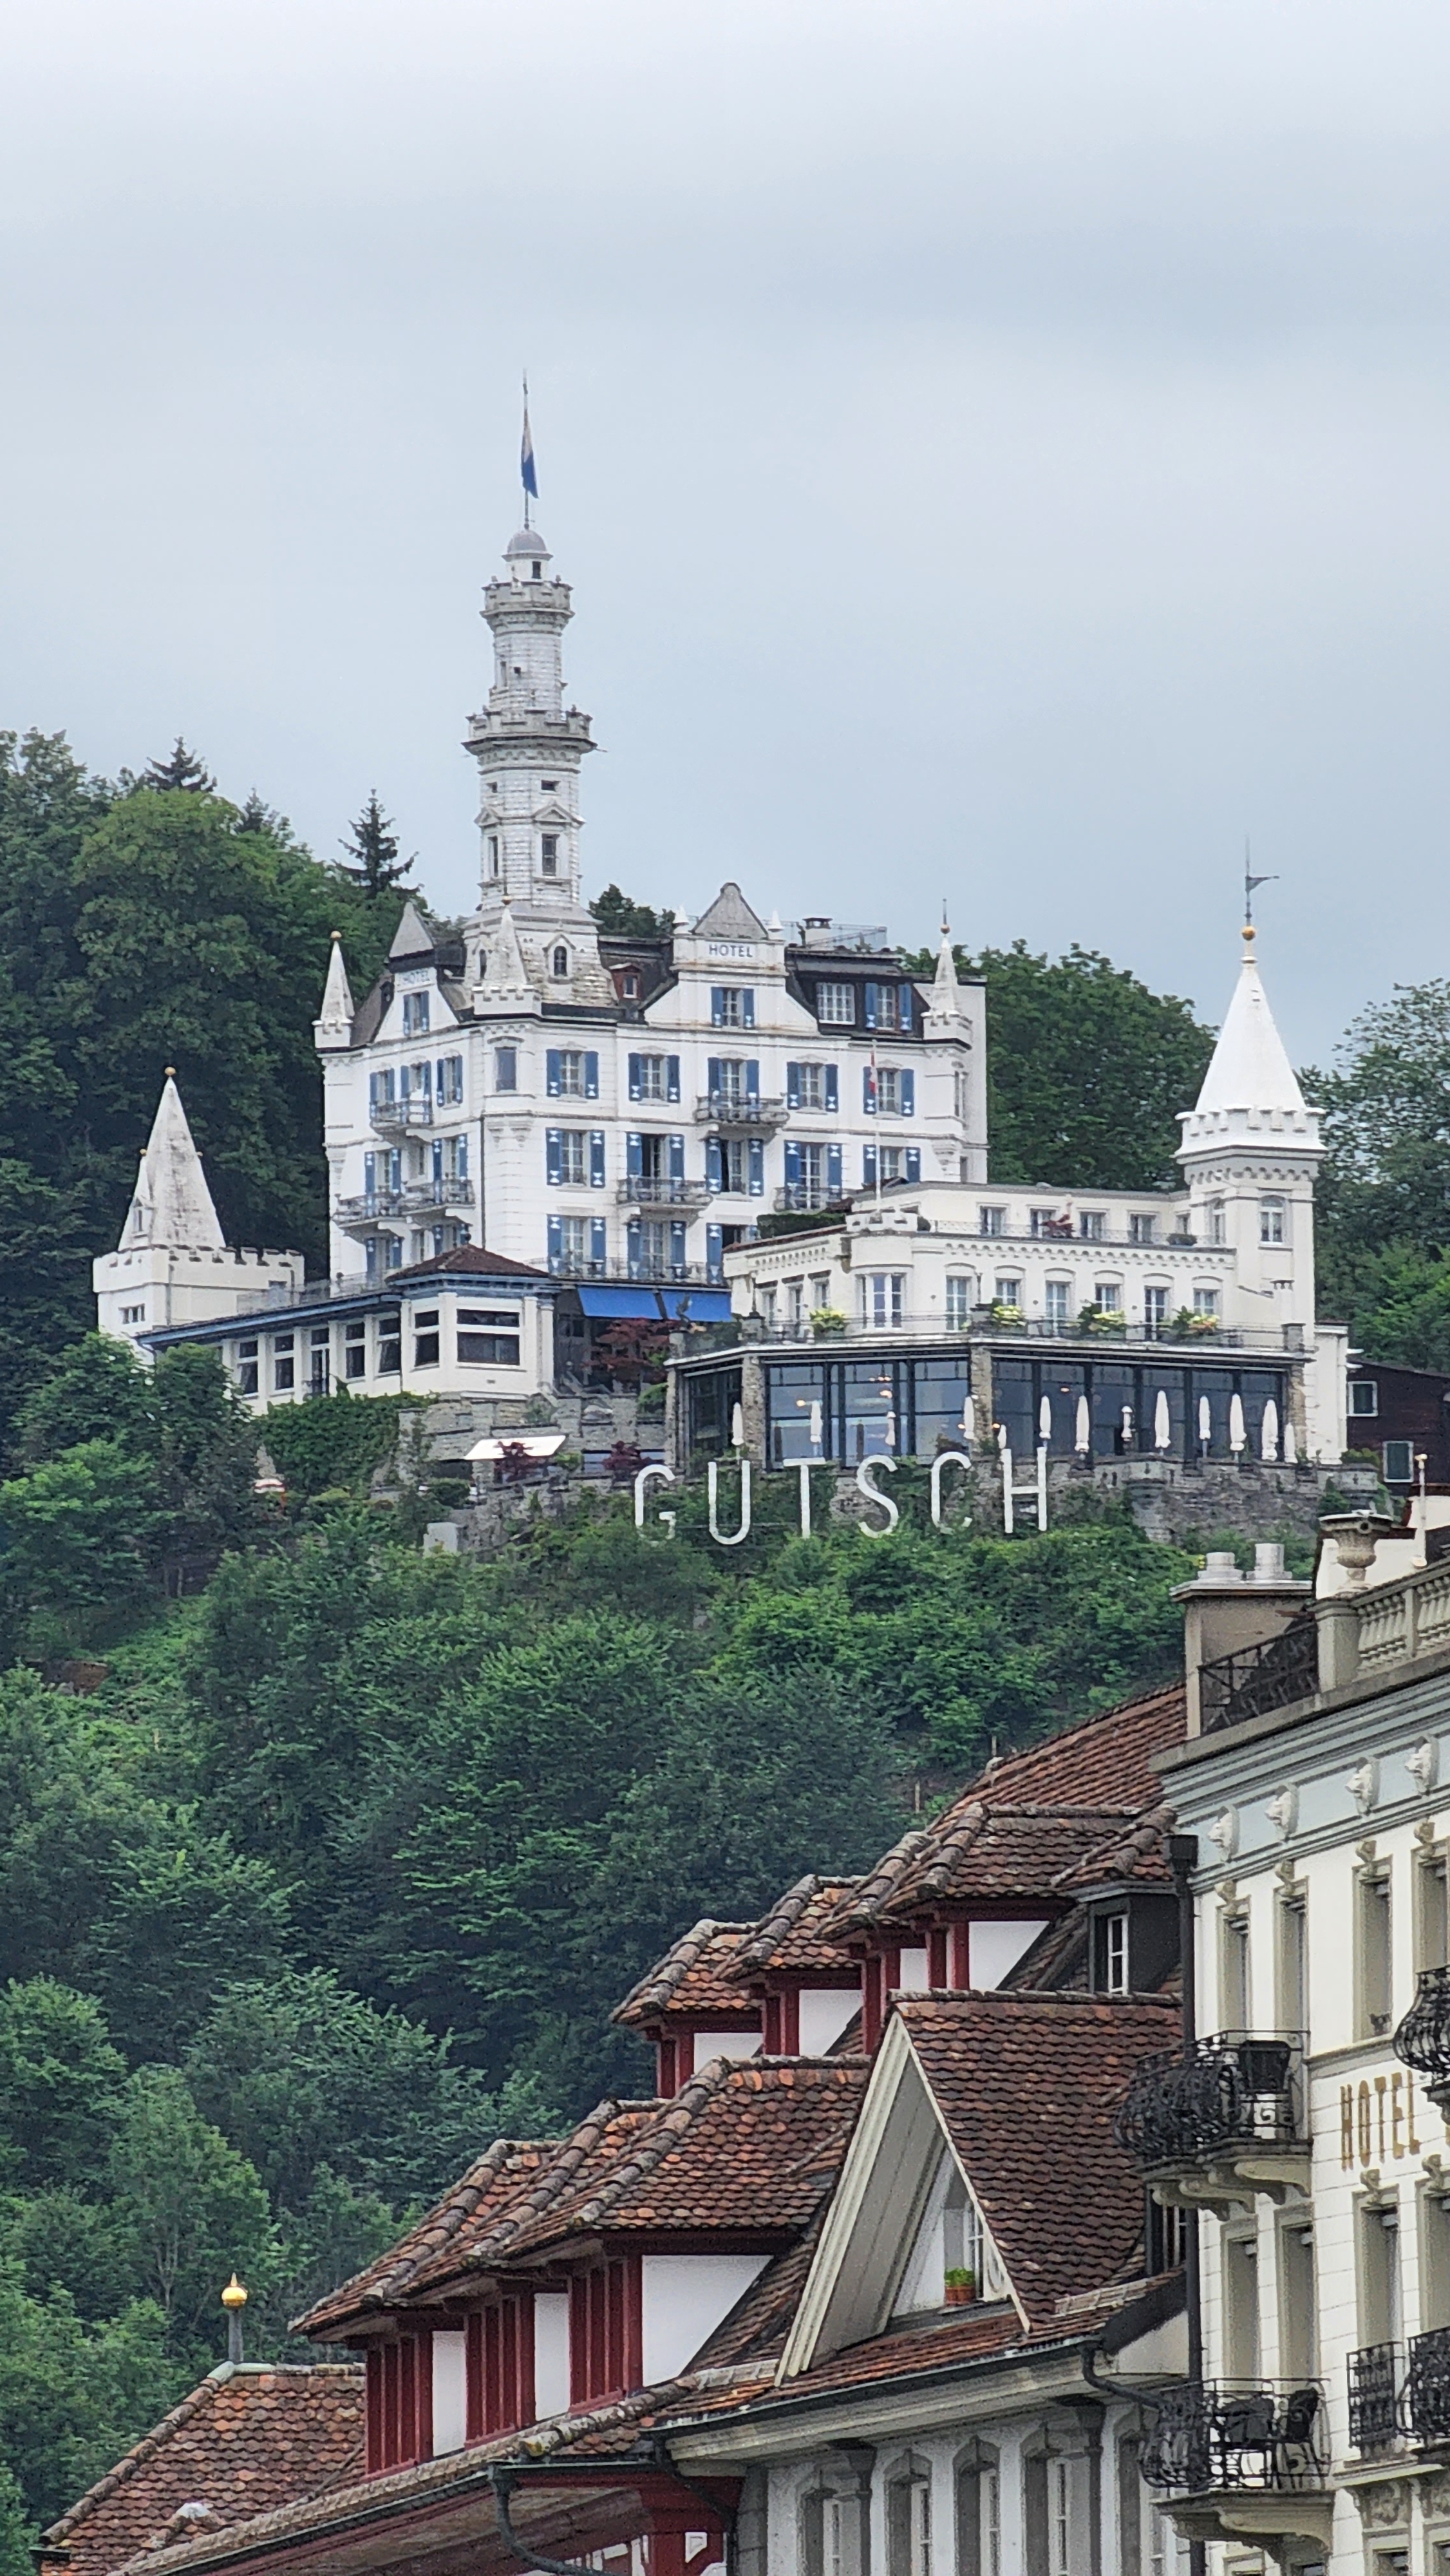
[1198,1617,1319,1736]
[693,1091,791,1131]
[370,1097,434,1133]
[1114,2032,1308,2208]
[1404,2325,1450,2443]
[1348,2342,1403,2453]
[616,1178,714,1209]
[1394,1965,1450,2114]
[1140,2380,1326,2501]
[775,1184,845,1214]
[335,1180,475,1230]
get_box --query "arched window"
[800,2456,870,2576]
[954,2439,1000,2576]
[886,2456,933,2576]
[552,945,569,979]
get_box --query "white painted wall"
[896,1947,930,1991]
[534,2291,570,2420]
[969,1920,1049,1988]
[699,2029,763,2065]
[798,1987,860,2055]
[640,2253,769,2384]
[431,2329,467,2454]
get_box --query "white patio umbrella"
[809,1399,823,1454]
[1075,1395,1091,1455]
[1261,1399,1279,1463]
[1283,1417,1298,1464]
[1154,1389,1171,1452]
[1038,1395,1053,1446]
[1198,1396,1212,1454]
[997,1421,1009,1453]
[960,1394,977,1444]
[1120,1404,1135,1444]
[1229,1392,1246,1454]
[731,1401,745,1449]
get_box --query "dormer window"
[402,992,430,1036]
[1096,1911,1129,1994]
[552,945,569,978]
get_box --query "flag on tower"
[521,397,538,500]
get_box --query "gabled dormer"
[611,1919,762,2094]
[726,1874,864,2055]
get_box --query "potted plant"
[944,2267,977,2307]
[811,1306,849,1340]
[1078,1302,1125,1340]
[988,1302,1025,1330]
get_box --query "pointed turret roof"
[925,921,968,1028]
[314,933,354,1045]
[690,882,769,943]
[388,901,435,963]
[1178,928,1319,1157]
[121,1077,226,1253]
[478,896,536,1005]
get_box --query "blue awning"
[576,1286,666,1320]
[659,1289,733,1321]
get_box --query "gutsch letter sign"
[633,1442,1051,1546]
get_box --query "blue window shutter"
[863,1144,877,1188]
[627,1219,643,1274]
[825,1063,838,1112]
[670,1219,687,1270]
[898,987,914,1032]
[865,981,879,1029]
[668,1133,685,1182]
[368,1072,379,1111]
[863,1066,876,1115]
[749,1137,765,1197]
[590,1216,607,1267]
[547,1214,563,1266]
[742,989,755,1028]
[785,1140,802,1185]
[364,1151,376,1196]
[585,1050,599,1100]
[399,1065,410,1100]
[905,1146,921,1182]
[436,1059,446,1096]
[432,1139,443,1183]
[706,1224,723,1279]
[786,1061,800,1109]
[706,1136,723,1190]
[546,1049,561,1097]
[388,1148,402,1191]
[745,1059,760,1103]
[666,1055,681,1103]
[628,1052,643,1102]
[457,1137,469,1180]
[707,1056,722,1097]
[827,1143,843,1195]
[628,1132,643,1178]
[590,1131,606,1187]
[710,987,724,1028]
[901,1068,915,1116]
[547,1128,563,1185]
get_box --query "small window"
[623,972,639,998]
[272,1334,295,1392]
[377,1313,402,1374]
[540,834,559,875]
[1260,1196,1286,1245]
[556,1050,584,1097]
[858,1272,905,1329]
[945,1275,974,1327]
[402,992,431,1036]
[1128,1212,1155,1245]
[979,1206,1005,1237]
[1194,1286,1220,1317]
[541,778,557,790]
[1358,1864,1393,2037]
[413,1308,440,1368]
[993,1274,1022,1308]
[1384,1439,1415,1484]
[552,945,569,978]
[1044,1279,1071,1326]
[1144,1283,1169,1332]
[343,1321,366,1381]
[236,1337,259,1396]
[1207,1197,1226,1244]
[495,1046,517,1092]
[1350,1380,1379,1416]
[531,558,541,580]
[1078,1210,1104,1240]
[488,834,500,875]
[638,1056,666,1102]
[815,981,856,1026]
[458,1332,521,1364]
[715,987,749,1029]
[797,1062,826,1110]
[1096,1912,1129,1994]
[1094,1280,1122,1313]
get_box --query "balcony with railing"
[693,1092,791,1131]
[1198,1618,1319,1736]
[775,1184,847,1214]
[1114,2032,1309,2210]
[1344,2330,1450,2454]
[370,1096,435,1133]
[335,1180,475,1231]
[1139,2380,1329,2556]
[549,1257,723,1289]
[1393,1965,1450,2116]
[616,1178,714,1210]
[1348,2342,1402,2454]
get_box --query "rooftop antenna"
[520,375,538,533]
[1244,837,1277,927]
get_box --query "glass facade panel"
[840,1360,899,1463]
[687,1365,741,1461]
[913,1356,975,1455]
[766,1362,825,1465]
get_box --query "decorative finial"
[164,1065,176,1078]
[221,2274,248,2310]
[330,928,342,942]
[221,2273,247,2365]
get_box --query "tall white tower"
[464,526,612,1003]
[1176,925,1322,1339]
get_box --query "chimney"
[1173,1545,1311,1735]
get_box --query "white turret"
[93,1074,304,1354]
[1177,925,1322,1347]
[314,931,355,1052]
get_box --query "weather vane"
[1243,838,1277,925]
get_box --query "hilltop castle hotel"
[100,498,1349,1468]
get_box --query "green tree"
[339,791,413,897]
[0,1983,126,2192]
[137,740,215,794]
[109,2067,277,2349]
[904,938,1214,1190]
[151,1343,261,1563]
[258,1390,404,1498]
[589,884,674,940]
[1309,981,1450,1361]
[0,1441,161,1653]
[11,1335,156,1470]
[0,2268,181,2528]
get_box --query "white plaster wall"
[640,2254,769,2384]
[534,2290,570,2420]
[897,1947,930,1991]
[431,2329,467,2454]
[798,1987,860,2055]
[969,1920,1049,1989]
[699,2029,764,2065]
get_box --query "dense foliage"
[1308,982,1450,1370]
[0,732,402,1450]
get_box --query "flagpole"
[522,374,531,531]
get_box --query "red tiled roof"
[826,1687,1187,1935]
[393,1245,550,1281]
[898,1991,1180,2330]
[42,2365,363,2576]
[612,1922,758,2028]
[400,2105,659,2298]
[1051,1801,1178,1894]
[728,1878,861,1982]
[770,2303,1028,2396]
[294,2138,564,2337]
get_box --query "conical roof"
[315,931,355,1038]
[925,923,968,1026]
[121,1076,226,1252]
[478,897,536,1005]
[1179,930,1319,1156]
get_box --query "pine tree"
[139,738,215,794]
[339,791,414,896]
[236,791,294,842]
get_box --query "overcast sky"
[5,1,1450,1063]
